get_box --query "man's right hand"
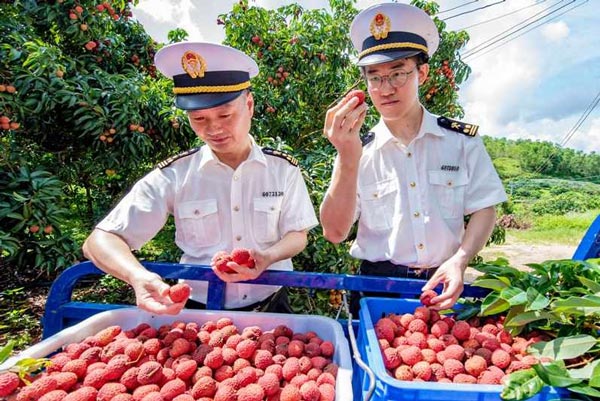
[131,271,185,315]
[323,94,368,161]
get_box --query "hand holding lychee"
[344,89,366,107]
[131,272,185,315]
[168,283,191,303]
[211,248,260,282]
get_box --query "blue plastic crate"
[357,297,569,401]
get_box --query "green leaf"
[525,287,550,311]
[472,278,509,291]
[589,363,600,388]
[504,310,554,327]
[0,340,15,363]
[578,276,600,293]
[568,359,600,380]
[500,287,528,306]
[528,335,597,361]
[480,292,511,316]
[568,383,600,398]
[532,362,582,387]
[501,369,545,401]
[552,296,600,315]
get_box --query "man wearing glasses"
[320,3,506,313]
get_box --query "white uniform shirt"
[97,137,318,308]
[347,109,507,267]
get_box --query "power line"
[462,0,572,59]
[456,0,549,30]
[532,89,600,175]
[465,0,587,61]
[436,0,479,15]
[559,89,600,148]
[442,0,507,21]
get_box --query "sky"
[132,0,600,154]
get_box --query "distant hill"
[483,136,600,184]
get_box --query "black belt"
[359,259,438,279]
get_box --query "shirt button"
[233,206,240,212]
[410,182,416,187]
[447,181,453,186]
[194,210,200,215]
[373,193,378,198]
[413,211,420,217]
[418,243,424,250]
[242,294,247,300]
[233,175,239,181]
[407,152,412,158]
[270,206,276,211]
[235,235,242,241]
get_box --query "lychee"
[419,290,438,306]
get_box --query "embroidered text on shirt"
[441,165,459,171]
[262,191,284,197]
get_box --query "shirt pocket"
[359,178,398,231]
[428,171,468,218]
[176,199,221,247]
[253,197,282,243]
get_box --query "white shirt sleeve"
[464,136,508,215]
[278,165,318,235]
[96,169,173,250]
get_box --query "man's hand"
[212,248,273,283]
[421,256,467,310]
[323,93,368,161]
[131,271,185,315]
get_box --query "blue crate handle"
[42,261,489,338]
[573,214,600,260]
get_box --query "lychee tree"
[0,0,195,274]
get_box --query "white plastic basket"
[1,307,353,400]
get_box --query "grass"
[509,209,599,245]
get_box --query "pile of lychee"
[0,318,339,401]
[374,290,549,385]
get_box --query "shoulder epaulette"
[437,116,479,137]
[361,131,375,146]
[157,147,200,169]
[262,147,298,167]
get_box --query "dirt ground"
[465,242,577,281]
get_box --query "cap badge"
[370,13,390,40]
[181,51,206,79]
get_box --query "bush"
[0,166,80,275]
[531,191,599,215]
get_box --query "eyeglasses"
[365,68,416,90]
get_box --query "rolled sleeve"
[464,136,507,215]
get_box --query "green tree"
[0,0,195,274]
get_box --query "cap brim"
[175,91,244,111]
[357,49,422,67]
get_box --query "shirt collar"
[198,135,265,171]
[372,107,445,150]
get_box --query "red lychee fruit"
[344,89,365,107]
[169,283,191,303]
[419,290,438,306]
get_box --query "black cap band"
[360,31,428,60]
[173,70,251,94]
